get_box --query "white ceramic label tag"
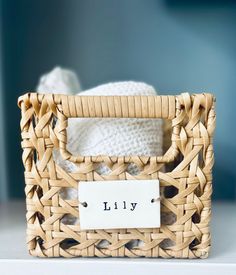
[78,180,160,230]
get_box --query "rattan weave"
[18,92,216,258]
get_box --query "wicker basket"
[18,92,216,258]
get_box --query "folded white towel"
[56,81,162,174]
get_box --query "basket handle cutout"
[56,95,181,164]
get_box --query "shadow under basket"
[18,92,216,258]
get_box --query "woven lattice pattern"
[18,93,216,258]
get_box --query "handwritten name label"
[78,180,160,230]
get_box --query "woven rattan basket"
[18,92,216,258]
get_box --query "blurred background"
[0,0,235,202]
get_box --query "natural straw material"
[18,93,216,258]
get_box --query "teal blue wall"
[1,0,236,200]
[0,1,7,201]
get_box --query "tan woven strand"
[18,92,216,258]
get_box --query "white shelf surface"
[0,201,236,275]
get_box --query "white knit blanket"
[37,68,163,176]
[56,81,162,173]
